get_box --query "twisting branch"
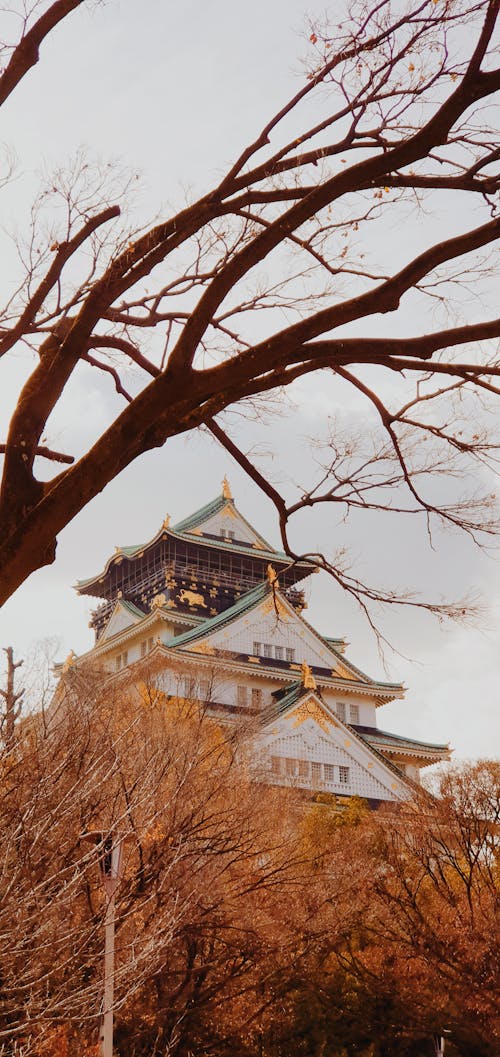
[0,1,84,108]
[0,0,498,631]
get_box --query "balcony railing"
[89,560,306,628]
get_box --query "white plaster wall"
[197,510,260,544]
[320,690,377,727]
[101,605,139,640]
[209,606,335,668]
[258,718,405,800]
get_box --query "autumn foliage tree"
[276,762,500,1057]
[0,657,497,1056]
[0,0,498,624]
[0,662,308,1056]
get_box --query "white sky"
[0,1,498,761]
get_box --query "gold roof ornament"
[222,475,233,500]
[300,661,317,690]
[267,563,278,586]
[62,650,76,673]
[163,513,171,529]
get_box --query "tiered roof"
[75,488,312,598]
[67,481,450,778]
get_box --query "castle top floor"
[76,480,314,640]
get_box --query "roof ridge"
[173,493,275,551]
[119,599,146,618]
[173,494,228,533]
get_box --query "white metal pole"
[100,836,123,1057]
[102,889,116,1057]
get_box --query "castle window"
[251,687,262,709]
[270,756,281,775]
[336,701,346,722]
[311,762,322,785]
[339,766,349,784]
[349,704,360,724]
[182,676,196,698]
[220,528,235,540]
[200,680,210,701]
[115,650,128,671]
[285,758,296,777]
[298,759,310,778]
[274,646,284,660]
[253,641,262,656]
[285,648,295,662]
[140,640,147,658]
[237,685,248,707]
[324,763,335,782]
[263,643,273,659]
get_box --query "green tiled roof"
[173,495,228,533]
[360,727,449,754]
[167,581,271,649]
[167,525,306,566]
[173,493,276,553]
[322,636,346,649]
[119,599,146,619]
[166,583,401,694]
[260,681,306,724]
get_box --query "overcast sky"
[0,1,498,762]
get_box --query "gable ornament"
[267,563,278,586]
[222,475,233,499]
[301,661,317,690]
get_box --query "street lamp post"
[99,835,123,1057]
[81,831,123,1057]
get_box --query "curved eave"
[379,744,451,767]
[361,729,451,767]
[75,526,313,597]
[171,645,403,699]
[74,524,166,596]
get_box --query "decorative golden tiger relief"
[179,589,207,609]
[151,593,166,608]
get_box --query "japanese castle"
[67,479,449,805]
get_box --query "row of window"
[335,701,359,725]
[253,642,295,662]
[181,676,212,700]
[220,529,235,540]
[180,679,264,709]
[270,757,350,785]
[116,638,156,671]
